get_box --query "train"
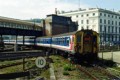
[4,29,99,60]
[36,29,99,60]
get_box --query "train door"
[93,35,98,54]
[75,32,82,53]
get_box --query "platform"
[98,51,120,64]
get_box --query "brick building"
[41,14,78,36]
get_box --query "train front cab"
[74,30,99,61]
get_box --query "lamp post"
[102,31,105,50]
[101,31,104,61]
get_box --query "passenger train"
[4,29,99,60]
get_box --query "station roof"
[0,16,41,26]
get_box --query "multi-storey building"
[41,14,78,36]
[59,8,120,45]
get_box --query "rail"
[0,71,30,79]
[0,50,44,60]
[77,65,98,80]
[93,65,120,80]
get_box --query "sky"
[0,0,119,19]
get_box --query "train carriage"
[36,29,99,60]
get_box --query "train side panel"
[36,37,51,47]
[51,35,74,53]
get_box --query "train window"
[47,41,48,44]
[66,37,70,46]
[58,38,60,45]
[66,40,69,46]
[52,39,54,44]
[62,38,64,45]
[93,36,97,42]
[54,39,56,44]
[60,38,62,45]
[77,35,81,42]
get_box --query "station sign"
[35,57,46,68]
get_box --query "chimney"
[55,8,57,15]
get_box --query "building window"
[108,26,110,33]
[112,26,114,33]
[108,20,110,24]
[119,17,120,19]
[115,35,117,41]
[112,15,114,18]
[112,21,114,25]
[104,19,106,24]
[100,19,102,23]
[87,26,89,29]
[81,15,83,17]
[100,25,102,32]
[112,36,113,41]
[93,13,95,16]
[86,20,89,24]
[76,15,78,17]
[100,13,102,16]
[81,20,83,24]
[104,25,106,32]
[116,27,117,33]
[116,15,117,19]
[81,26,84,29]
[86,14,89,16]
[108,14,110,17]
[104,13,106,17]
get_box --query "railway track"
[0,59,35,69]
[107,67,120,77]
[0,50,44,60]
[62,55,120,80]
[76,65,98,80]
[93,65,120,80]
[63,58,99,79]
[76,64,120,80]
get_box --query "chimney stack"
[55,8,57,15]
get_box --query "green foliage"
[63,71,69,75]
[63,64,72,71]
[26,61,36,69]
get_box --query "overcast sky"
[0,0,119,19]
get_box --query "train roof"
[53,31,77,37]
[37,29,97,38]
[52,29,97,37]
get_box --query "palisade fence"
[99,45,120,52]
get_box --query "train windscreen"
[77,35,81,42]
[83,34,92,53]
[84,35,92,43]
